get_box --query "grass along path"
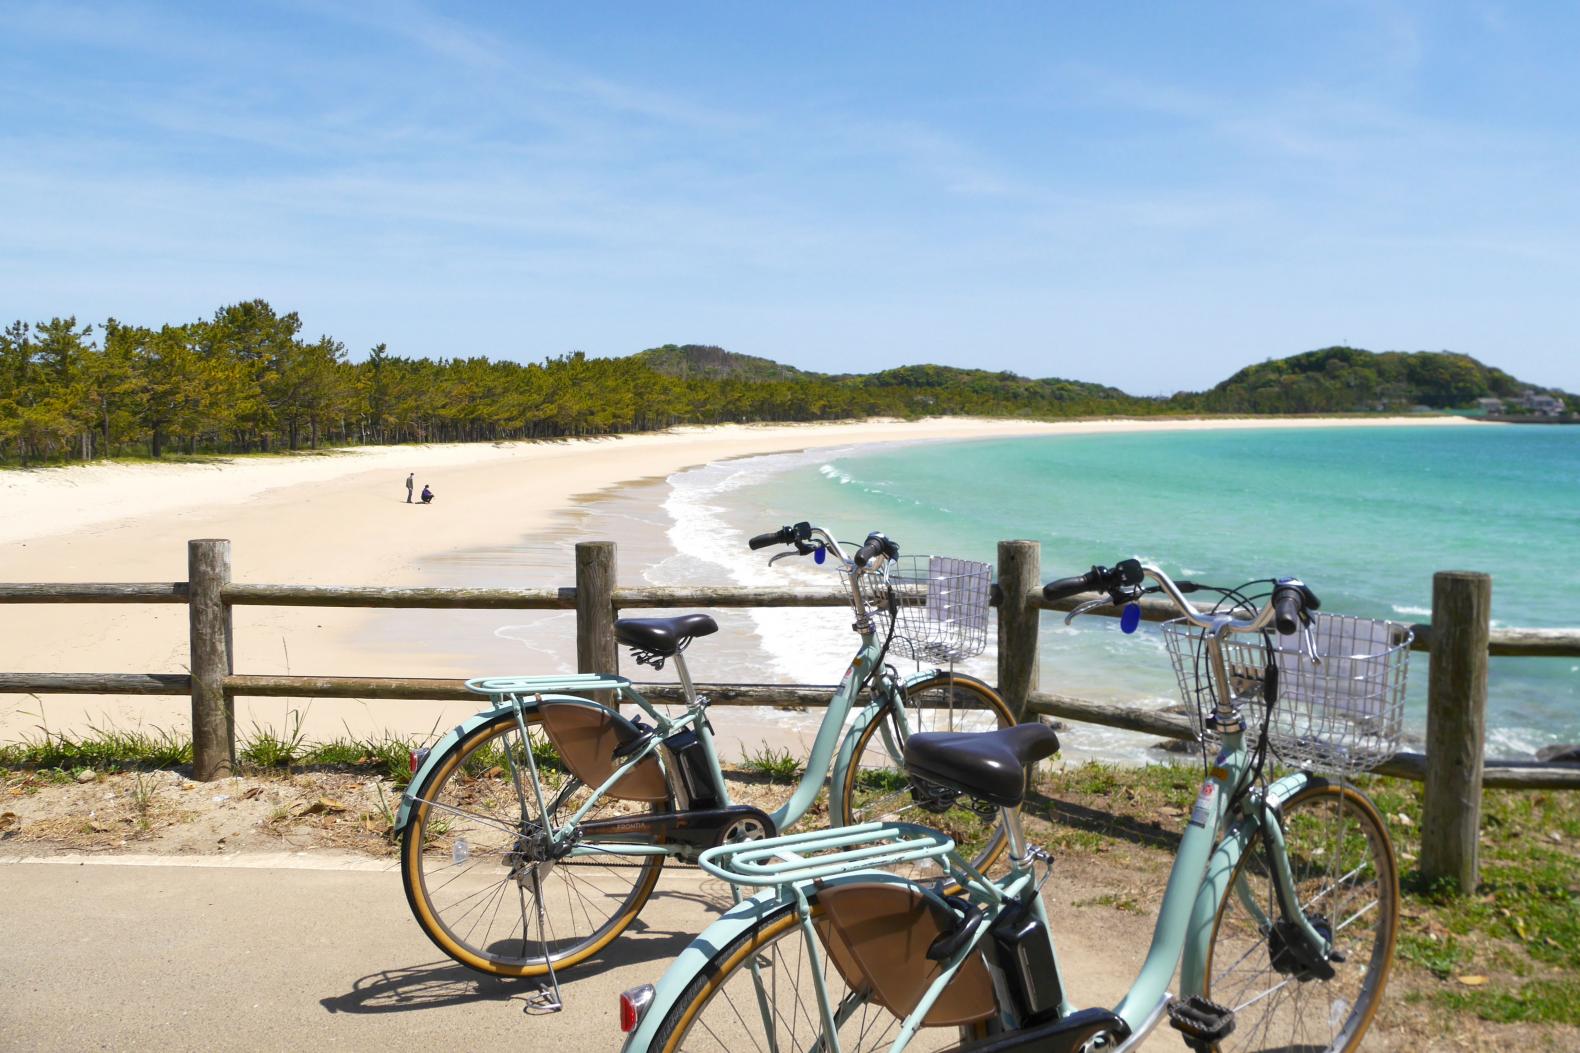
[2,728,1577,1050]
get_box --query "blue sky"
[2,2,1576,393]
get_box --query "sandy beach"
[1,414,1480,749]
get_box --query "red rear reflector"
[619,984,654,1033]
[619,993,638,1032]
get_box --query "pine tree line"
[0,300,1157,465]
[8,300,1547,467]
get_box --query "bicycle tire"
[401,706,666,977]
[838,672,1016,877]
[1203,779,1400,1052]
[649,894,967,1053]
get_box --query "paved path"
[0,852,1166,1052]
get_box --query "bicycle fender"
[900,668,998,698]
[620,870,927,1053]
[620,888,784,1053]
[1178,770,1317,996]
[393,693,597,831]
[829,670,999,824]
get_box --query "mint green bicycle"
[619,560,1407,1053]
[395,522,1015,994]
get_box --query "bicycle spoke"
[402,712,664,973]
[1205,784,1397,1052]
[1333,898,1379,934]
[406,795,524,837]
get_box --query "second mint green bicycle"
[619,559,1407,1053]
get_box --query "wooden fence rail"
[4,538,1580,891]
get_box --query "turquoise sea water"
[671,425,1580,760]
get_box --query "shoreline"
[1,414,1482,746]
[0,413,1481,548]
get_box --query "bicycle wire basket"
[841,554,991,664]
[1161,613,1412,776]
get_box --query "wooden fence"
[3,537,1579,893]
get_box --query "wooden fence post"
[188,539,234,781]
[576,541,619,704]
[997,540,1040,722]
[1420,570,1492,893]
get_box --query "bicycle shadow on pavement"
[320,917,697,1017]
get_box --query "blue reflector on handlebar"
[1121,602,1142,634]
[814,546,825,564]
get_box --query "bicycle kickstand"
[524,867,564,1014]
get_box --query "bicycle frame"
[622,733,1322,1053]
[622,613,1333,1053]
[395,629,937,855]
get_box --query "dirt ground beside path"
[2,764,1574,1052]
[1,767,403,856]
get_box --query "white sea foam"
[1486,725,1548,759]
[1391,604,1433,618]
[657,447,1005,711]
[659,449,866,695]
[493,613,579,672]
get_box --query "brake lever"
[767,551,799,566]
[1301,622,1322,666]
[1063,596,1112,626]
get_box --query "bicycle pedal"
[1166,996,1234,1051]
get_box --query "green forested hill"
[0,304,1567,466]
[634,344,809,382]
[640,347,1143,414]
[1179,346,1545,413]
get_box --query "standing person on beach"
[405,473,414,503]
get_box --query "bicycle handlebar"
[1272,588,1303,636]
[748,530,788,551]
[1042,571,1100,602]
[1048,560,1320,637]
[746,521,824,554]
[746,523,900,571]
[853,531,898,568]
[1148,564,1278,634]
[749,524,903,629]
[1042,560,1144,604]
[1271,578,1322,635]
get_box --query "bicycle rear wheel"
[401,707,666,977]
[1204,779,1399,1053]
[648,895,966,1053]
[838,672,1016,877]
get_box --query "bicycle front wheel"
[838,672,1016,876]
[401,707,666,977]
[1204,779,1400,1053]
[648,895,964,1053]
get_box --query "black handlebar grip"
[1043,570,1100,602]
[854,534,887,568]
[748,528,788,551]
[1272,586,1304,636]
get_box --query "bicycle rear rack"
[699,821,954,887]
[464,672,632,701]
